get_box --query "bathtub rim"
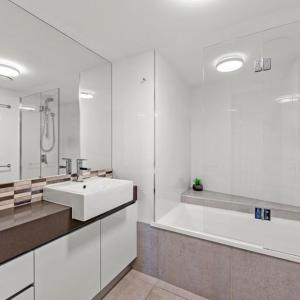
[151,204,300,264]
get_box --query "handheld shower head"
[45,97,54,105]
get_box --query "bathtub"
[152,202,300,263]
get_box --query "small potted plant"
[193,178,203,191]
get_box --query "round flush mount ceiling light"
[276,94,300,104]
[0,64,20,79]
[216,56,244,73]
[80,91,94,99]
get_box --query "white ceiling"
[11,0,300,86]
[0,1,107,94]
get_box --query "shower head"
[45,97,54,104]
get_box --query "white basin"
[43,177,134,221]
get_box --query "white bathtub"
[152,202,300,263]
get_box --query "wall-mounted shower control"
[264,209,271,221]
[255,207,271,221]
[254,58,272,72]
[255,207,263,220]
[263,58,272,71]
[254,59,263,72]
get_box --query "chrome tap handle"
[76,159,90,181]
[60,158,72,175]
[76,158,86,168]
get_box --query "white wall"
[80,64,112,170]
[191,82,232,194]
[112,51,155,223]
[0,87,19,182]
[155,53,191,220]
[59,77,80,174]
[191,63,300,207]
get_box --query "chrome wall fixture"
[0,164,11,168]
[0,104,11,109]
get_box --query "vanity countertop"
[0,186,137,265]
[182,189,300,221]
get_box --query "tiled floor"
[103,270,208,300]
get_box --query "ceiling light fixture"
[0,64,20,79]
[276,94,300,104]
[80,91,94,99]
[216,56,244,73]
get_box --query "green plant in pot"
[193,178,203,191]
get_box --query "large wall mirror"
[0,1,112,183]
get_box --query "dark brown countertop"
[0,186,137,265]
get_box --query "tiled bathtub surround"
[133,222,300,300]
[182,189,300,222]
[0,169,112,211]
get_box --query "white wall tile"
[155,53,191,220]
[0,88,19,182]
[112,51,155,223]
[191,62,300,207]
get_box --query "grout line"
[145,284,156,300]
[33,251,36,300]
[230,248,233,300]
[149,280,190,300]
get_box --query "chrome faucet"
[59,158,72,175]
[76,159,91,182]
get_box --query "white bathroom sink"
[43,177,134,221]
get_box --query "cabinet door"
[35,221,101,300]
[13,287,34,300]
[101,203,137,289]
[0,252,33,299]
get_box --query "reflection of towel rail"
[0,164,11,168]
[0,104,11,109]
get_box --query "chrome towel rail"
[0,164,11,168]
[0,104,11,109]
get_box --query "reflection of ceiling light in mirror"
[276,94,300,104]
[216,56,244,73]
[172,0,214,5]
[0,58,26,74]
[0,64,20,79]
[80,92,94,99]
[0,74,13,81]
[19,105,36,111]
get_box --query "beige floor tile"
[156,280,208,300]
[103,270,158,300]
[146,287,185,300]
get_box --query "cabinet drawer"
[11,287,34,300]
[0,252,34,299]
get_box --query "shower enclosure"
[153,20,300,262]
[20,88,59,179]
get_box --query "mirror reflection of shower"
[20,88,59,179]
[40,97,56,153]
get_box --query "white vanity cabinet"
[100,203,137,289]
[34,220,101,300]
[0,252,34,299]
[2,203,137,299]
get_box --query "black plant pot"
[193,184,203,191]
